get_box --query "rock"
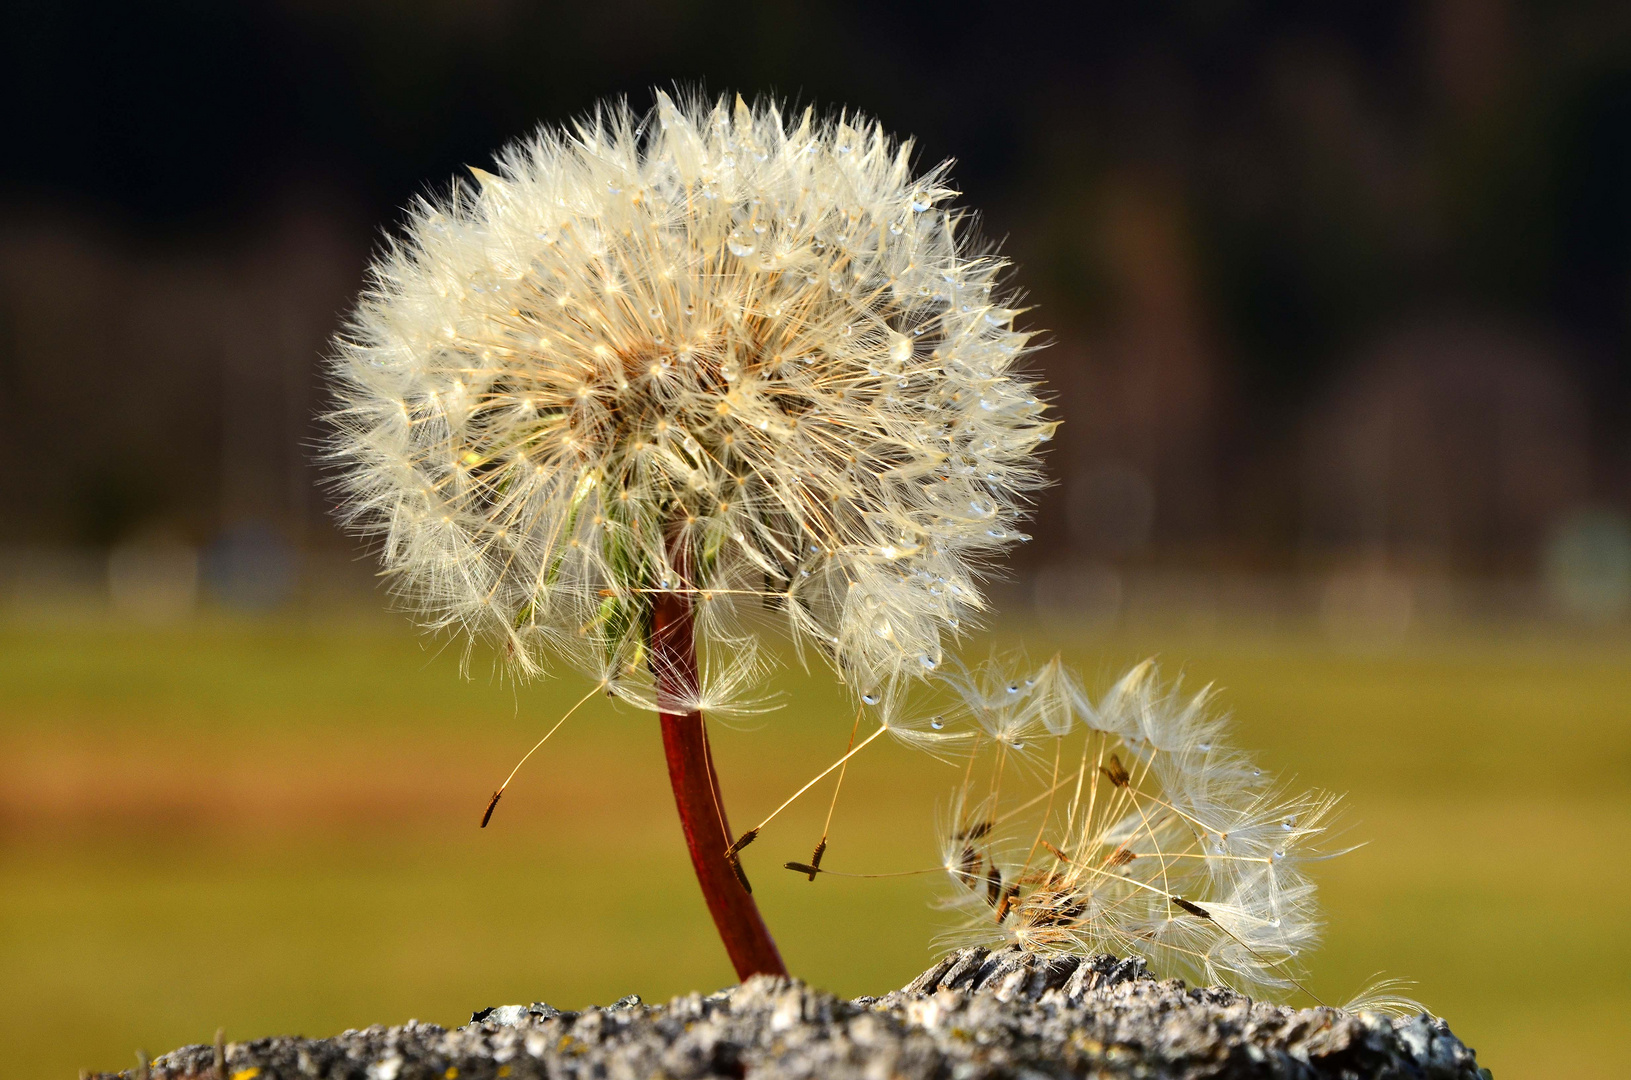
[101,947,1488,1079]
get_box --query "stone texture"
[108,947,1487,1080]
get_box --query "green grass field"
[3,616,1627,1078]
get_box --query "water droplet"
[889,220,904,235]
[861,690,880,705]
[919,654,938,670]
[888,332,912,366]
[727,232,755,257]
[1011,741,1025,750]
[873,617,893,639]
[1271,849,1285,863]
[929,716,944,730]
[1006,684,1020,696]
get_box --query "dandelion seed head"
[327,92,1052,697]
[931,659,1338,997]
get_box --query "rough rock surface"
[109,947,1487,1080]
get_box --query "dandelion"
[930,659,1343,998]
[325,91,1053,978]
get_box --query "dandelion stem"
[650,582,787,981]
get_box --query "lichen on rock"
[113,947,1485,1080]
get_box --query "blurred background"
[2,2,1628,1077]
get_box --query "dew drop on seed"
[889,333,912,366]
[929,716,944,730]
[727,232,755,257]
[1006,684,1020,695]
[861,690,880,705]
[919,654,938,670]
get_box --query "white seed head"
[327,92,1052,699]
[934,658,1339,997]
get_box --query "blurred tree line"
[2,0,1629,586]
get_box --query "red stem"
[649,588,788,981]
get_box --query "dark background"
[5,0,1630,603]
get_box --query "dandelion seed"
[924,658,1344,999]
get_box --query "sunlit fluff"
[327,92,1053,703]
[935,659,1341,997]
